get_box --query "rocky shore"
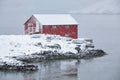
[0,49,106,71]
[0,58,38,71]
[15,49,106,63]
[0,34,106,71]
[0,64,38,71]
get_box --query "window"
[65,25,69,28]
[52,25,56,29]
[28,23,33,28]
[44,25,49,28]
[65,34,69,37]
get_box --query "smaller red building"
[24,14,78,39]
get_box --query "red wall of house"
[42,25,78,39]
[24,16,37,34]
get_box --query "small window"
[65,25,69,28]
[44,25,48,28]
[28,23,33,27]
[52,25,56,29]
[65,34,69,37]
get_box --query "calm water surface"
[0,15,120,80]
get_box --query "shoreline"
[0,49,106,71]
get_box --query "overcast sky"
[0,0,119,35]
[0,0,102,35]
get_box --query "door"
[28,23,33,34]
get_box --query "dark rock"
[46,44,61,49]
[12,49,106,66]
[81,49,106,59]
[0,64,38,71]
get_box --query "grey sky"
[0,0,119,35]
[0,0,101,35]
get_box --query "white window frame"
[52,25,56,29]
[65,25,69,28]
[65,34,69,37]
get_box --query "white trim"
[35,21,39,32]
[39,23,43,33]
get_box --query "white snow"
[0,34,94,63]
[33,14,78,25]
[69,0,120,14]
[0,57,23,66]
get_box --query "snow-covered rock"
[0,57,38,71]
[0,34,105,70]
[0,34,93,58]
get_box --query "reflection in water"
[36,60,79,80]
[23,71,37,80]
[0,60,80,80]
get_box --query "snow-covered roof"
[33,14,78,25]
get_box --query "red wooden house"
[24,14,78,39]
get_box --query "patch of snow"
[0,34,94,64]
[0,57,23,66]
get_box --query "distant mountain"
[69,0,120,14]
